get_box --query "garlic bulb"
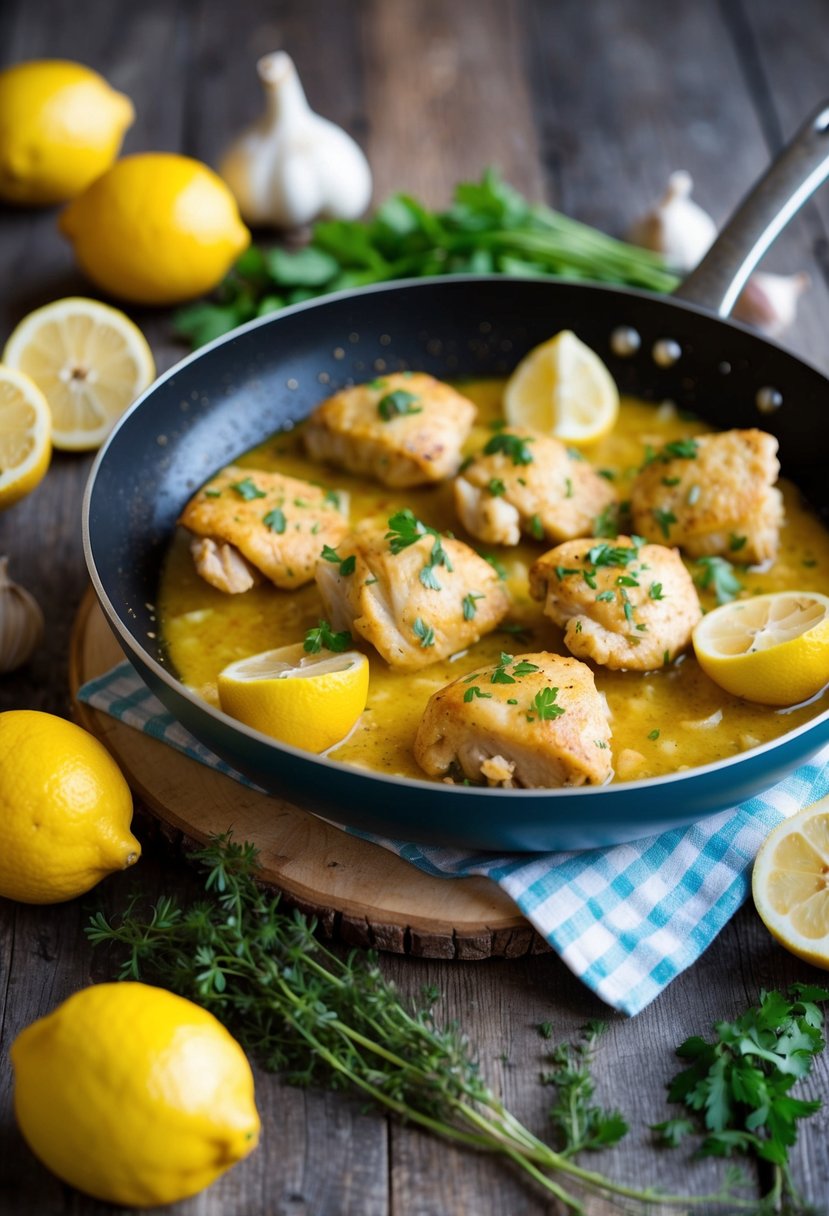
[0,557,44,673]
[628,171,717,272]
[219,52,373,230]
[733,271,811,337]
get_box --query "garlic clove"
[628,170,717,273]
[219,51,373,231]
[732,271,811,337]
[0,557,44,674]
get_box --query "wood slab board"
[70,590,544,958]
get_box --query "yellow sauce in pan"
[157,380,829,783]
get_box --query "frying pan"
[84,102,829,851]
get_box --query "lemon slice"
[504,329,619,445]
[3,297,155,451]
[753,797,829,967]
[692,591,829,707]
[0,367,52,509]
[217,642,369,753]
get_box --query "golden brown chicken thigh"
[303,372,477,487]
[314,511,509,670]
[179,465,349,592]
[414,651,612,787]
[453,429,616,546]
[529,535,702,671]
[629,429,782,565]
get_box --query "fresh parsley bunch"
[174,169,679,348]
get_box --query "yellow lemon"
[0,367,51,509]
[504,329,619,445]
[3,297,155,451]
[11,981,260,1207]
[59,153,251,306]
[692,591,829,707]
[0,710,140,903]
[752,796,829,968]
[218,642,370,752]
[0,59,134,206]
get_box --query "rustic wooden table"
[3,1,829,1212]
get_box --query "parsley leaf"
[413,617,435,647]
[377,389,422,420]
[462,592,484,620]
[263,508,287,534]
[304,620,352,653]
[652,507,677,539]
[694,556,743,604]
[488,478,506,497]
[230,476,266,501]
[320,544,356,577]
[483,432,535,465]
[463,685,493,702]
[531,687,565,720]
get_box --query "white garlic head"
[628,170,717,273]
[733,271,811,337]
[219,52,373,230]
[0,557,44,673]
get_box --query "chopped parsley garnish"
[620,588,634,622]
[491,667,516,685]
[413,617,435,647]
[230,476,266,501]
[512,659,540,676]
[616,574,639,587]
[529,513,544,540]
[463,685,492,702]
[663,649,671,666]
[530,687,565,720]
[303,620,352,653]
[481,552,508,580]
[582,568,597,590]
[595,590,615,602]
[462,592,485,620]
[483,432,535,466]
[377,389,422,421]
[586,541,641,569]
[729,534,747,552]
[204,488,222,498]
[598,469,616,481]
[661,476,681,487]
[564,478,573,499]
[263,507,287,534]
[386,509,453,589]
[320,544,355,576]
[593,501,631,538]
[649,582,665,600]
[489,653,540,685]
[420,565,443,590]
[694,555,743,604]
[506,698,518,705]
[652,507,677,539]
[323,489,342,510]
[566,446,585,461]
[804,558,818,568]
[662,437,699,461]
[488,478,506,497]
[555,566,581,581]
[367,377,387,389]
[648,729,660,740]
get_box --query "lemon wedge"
[692,591,829,706]
[753,797,829,968]
[3,297,155,451]
[0,367,51,509]
[218,642,369,753]
[504,329,619,445]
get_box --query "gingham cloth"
[77,661,829,1016]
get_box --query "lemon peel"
[218,641,369,752]
[753,797,829,968]
[0,367,51,509]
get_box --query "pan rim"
[82,274,829,804]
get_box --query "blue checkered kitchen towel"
[78,661,829,1016]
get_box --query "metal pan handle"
[674,100,829,316]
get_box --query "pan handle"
[674,100,829,315]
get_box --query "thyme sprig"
[86,837,756,1215]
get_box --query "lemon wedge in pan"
[692,591,829,706]
[218,642,369,753]
[504,329,619,445]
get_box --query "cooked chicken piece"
[190,537,261,594]
[303,372,476,487]
[529,536,702,671]
[179,465,349,592]
[315,514,509,670]
[629,429,783,565]
[454,429,616,546]
[414,651,612,788]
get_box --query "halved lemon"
[753,797,829,968]
[3,297,155,451]
[504,329,619,445]
[692,591,829,707]
[0,367,52,509]
[217,642,369,753]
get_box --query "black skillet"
[84,102,829,851]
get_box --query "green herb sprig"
[694,555,743,604]
[541,1022,628,1157]
[303,620,352,653]
[86,836,756,1215]
[174,170,679,348]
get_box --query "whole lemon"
[0,59,134,205]
[11,982,261,1207]
[0,709,140,903]
[59,153,251,305]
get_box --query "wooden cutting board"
[69,590,544,959]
